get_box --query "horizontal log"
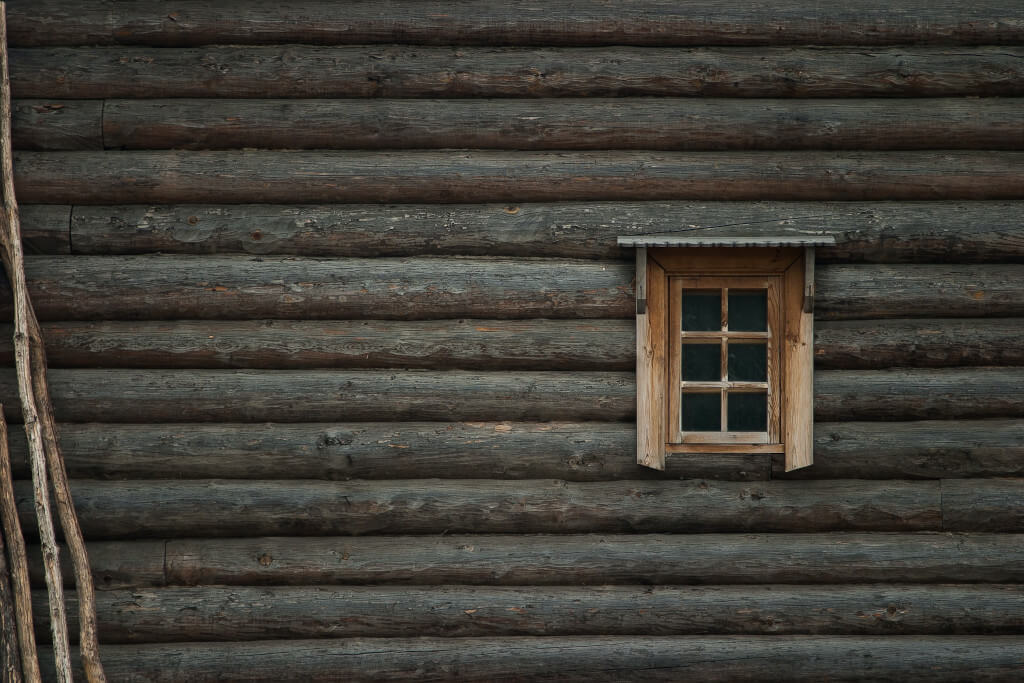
[69,201,1024,262]
[13,479,943,538]
[816,264,1024,319]
[35,584,1024,642]
[11,1,1024,47]
[12,256,636,321]
[30,534,1024,589]
[11,99,101,150]
[17,150,1024,204]
[9,257,1024,322]
[942,479,1024,532]
[4,319,1021,371]
[99,98,1024,151]
[1,368,1022,424]
[9,420,1024,482]
[19,204,70,254]
[41,636,1024,682]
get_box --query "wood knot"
[257,553,273,566]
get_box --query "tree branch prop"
[0,3,105,681]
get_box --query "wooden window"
[624,240,830,473]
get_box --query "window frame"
[632,245,818,472]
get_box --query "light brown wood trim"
[682,431,770,444]
[783,251,814,471]
[668,277,683,443]
[767,276,782,443]
[667,443,785,455]
[636,255,667,470]
[650,247,802,275]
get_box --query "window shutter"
[782,250,814,471]
[636,251,667,470]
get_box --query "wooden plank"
[11,1,1024,47]
[33,584,1024,642]
[67,201,1024,262]
[0,368,1021,424]
[635,256,666,469]
[19,205,69,254]
[9,255,636,321]
[5,422,769,482]
[99,98,1024,151]
[12,479,942,539]
[17,150,1024,204]
[783,253,814,471]
[11,99,101,150]
[779,420,1024,480]
[39,636,1024,682]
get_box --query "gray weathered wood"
[17,205,68,254]
[0,368,1021,423]
[10,420,1021,482]
[12,479,942,538]
[68,201,1024,262]
[8,257,1024,322]
[100,98,1024,151]
[33,584,1024,642]
[17,151,1024,204]
[4,318,1021,371]
[30,534,1024,588]
[39,636,1024,682]
[11,1,1024,47]
[11,99,101,150]
[942,479,1024,532]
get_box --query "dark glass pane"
[728,343,767,382]
[682,393,720,432]
[682,344,720,381]
[728,290,767,331]
[727,392,767,432]
[682,290,721,331]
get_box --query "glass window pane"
[682,344,720,381]
[727,392,767,432]
[682,290,721,331]
[728,343,767,382]
[682,393,720,432]
[728,290,767,331]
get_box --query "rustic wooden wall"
[7,1,1024,680]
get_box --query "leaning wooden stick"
[0,409,38,682]
[0,3,105,681]
[0,524,22,683]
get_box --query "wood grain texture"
[11,99,101,150]
[17,151,1024,204]
[10,1,1024,47]
[942,479,1024,532]
[34,584,1024,642]
[10,420,1022,482]
[8,257,1023,322]
[162,533,1024,586]
[12,478,942,539]
[10,255,636,321]
[0,368,1020,423]
[39,636,1024,682]
[0,319,1019,371]
[98,98,1024,151]
[67,201,1024,262]
[16,205,68,255]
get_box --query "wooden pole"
[0,4,104,682]
[0,526,21,682]
[0,409,37,682]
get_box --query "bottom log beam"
[32,584,1024,643]
[41,636,1024,682]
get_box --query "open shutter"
[636,249,667,469]
[782,249,815,471]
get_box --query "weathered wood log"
[816,264,1024,319]
[12,478,943,538]
[7,257,1024,322]
[942,479,1024,533]
[11,255,637,321]
[0,531,22,683]
[11,1,1024,47]
[782,420,1024,480]
[2,319,1019,371]
[17,151,1024,204]
[16,204,68,254]
[11,99,100,151]
[0,368,1022,424]
[99,98,1024,151]
[0,370,637,423]
[29,533,1024,588]
[39,636,1024,682]
[8,420,1024,482]
[33,584,1024,642]
[69,201,1024,262]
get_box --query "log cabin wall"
[6,1,1024,679]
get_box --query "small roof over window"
[617,235,837,248]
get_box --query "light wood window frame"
[635,247,815,472]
